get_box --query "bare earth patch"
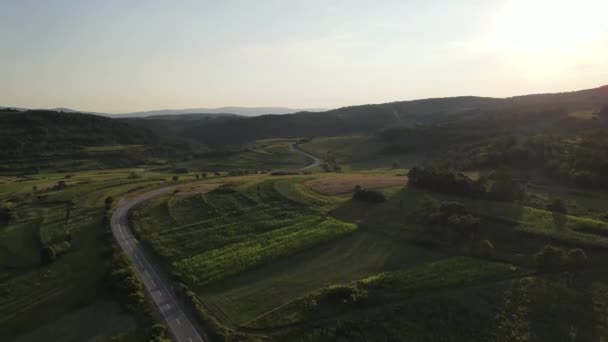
[307,175,408,195]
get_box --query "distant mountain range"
[110,107,328,118]
[0,106,327,118]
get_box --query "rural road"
[111,186,206,342]
[110,146,320,341]
[289,142,323,170]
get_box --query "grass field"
[299,135,430,170]
[0,168,191,341]
[177,139,312,171]
[7,159,608,341]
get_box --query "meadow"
[0,167,200,341]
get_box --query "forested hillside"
[0,109,202,173]
[176,86,608,146]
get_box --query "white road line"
[189,337,193,342]
[176,318,182,326]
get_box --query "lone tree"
[40,246,56,264]
[0,206,13,225]
[353,186,386,203]
[172,176,179,182]
[547,199,568,214]
[535,245,566,271]
[105,196,114,210]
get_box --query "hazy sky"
[1,0,607,113]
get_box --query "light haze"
[1,0,607,113]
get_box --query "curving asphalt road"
[111,145,321,341]
[288,142,323,170]
[111,186,205,342]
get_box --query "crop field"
[201,231,444,325]
[307,175,407,195]
[0,168,184,341]
[177,139,312,171]
[250,257,524,329]
[131,177,358,283]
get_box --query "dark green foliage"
[148,324,169,342]
[416,199,480,240]
[535,245,589,271]
[408,166,485,198]
[105,196,114,210]
[0,205,13,225]
[104,248,146,312]
[40,246,56,264]
[409,166,526,202]
[486,168,526,201]
[353,186,386,203]
[172,176,179,182]
[547,199,568,214]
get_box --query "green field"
[0,168,191,341]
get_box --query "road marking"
[165,304,171,310]
[188,338,193,342]
[176,318,182,326]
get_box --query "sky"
[1,0,607,113]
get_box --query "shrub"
[566,248,588,268]
[535,245,566,271]
[172,176,179,182]
[105,196,114,210]
[40,246,56,264]
[547,199,568,214]
[0,205,13,225]
[353,186,386,203]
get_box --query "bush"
[566,248,588,268]
[172,176,179,182]
[547,199,568,214]
[535,245,566,271]
[40,246,56,264]
[353,186,386,203]
[535,245,589,270]
[0,205,13,225]
[105,196,114,210]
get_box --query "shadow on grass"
[495,273,599,342]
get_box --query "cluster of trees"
[456,132,608,189]
[416,196,480,241]
[408,166,525,201]
[353,185,387,203]
[535,245,588,271]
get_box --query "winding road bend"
[288,142,323,170]
[110,144,321,341]
[111,186,206,342]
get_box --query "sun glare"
[490,0,608,55]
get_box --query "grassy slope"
[178,139,311,171]
[0,169,189,341]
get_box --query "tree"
[56,180,67,189]
[566,248,588,268]
[202,173,207,178]
[535,245,566,271]
[40,246,56,264]
[172,176,179,182]
[547,199,568,214]
[32,185,38,192]
[392,161,401,169]
[353,186,386,203]
[105,196,114,210]
[0,206,13,225]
